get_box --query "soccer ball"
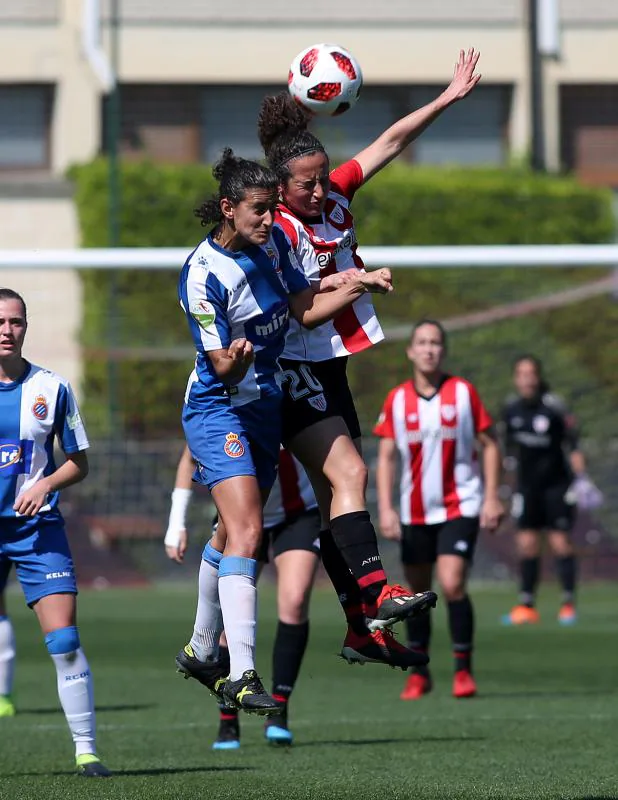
[288,43,363,117]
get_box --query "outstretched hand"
[444,48,481,103]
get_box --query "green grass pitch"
[1,582,616,800]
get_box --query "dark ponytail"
[257,92,327,182]
[513,354,550,394]
[194,147,278,227]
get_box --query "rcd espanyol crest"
[32,394,49,421]
[223,432,245,458]
[265,246,281,273]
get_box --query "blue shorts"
[0,517,77,607]
[183,394,282,492]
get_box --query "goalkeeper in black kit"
[500,356,602,626]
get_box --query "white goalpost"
[1,243,618,270]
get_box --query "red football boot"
[365,585,437,632]
[453,670,477,699]
[340,628,430,670]
[400,671,433,701]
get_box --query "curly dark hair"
[194,147,279,226]
[257,92,327,182]
[0,288,27,320]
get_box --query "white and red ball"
[288,43,363,117]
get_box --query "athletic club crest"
[223,432,245,458]
[308,393,328,412]
[32,394,48,421]
[441,404,456,422]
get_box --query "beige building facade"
[1,0,618,384]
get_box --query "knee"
[226,519,263,559]
[331,455,368,494]
[517,534,540,559]
[45,625,81,659]
[278,587,310,625]
[440,578,467,603]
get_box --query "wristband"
[164,488,193,547]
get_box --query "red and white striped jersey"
[276,159,384,362]
[263,447,318,529]
[374,376,493,525]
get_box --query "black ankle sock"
[329,511,386,603]
[406,611,431,676]
[448,596,474,673]
[319,529,367,634]
[271,621,310,703]
[555,556,576,604]
[520,557,541,607]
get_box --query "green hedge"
[69,159,615,437]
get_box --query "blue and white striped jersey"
[179,228,311,407]
[0,363,89,528]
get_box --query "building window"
[103,85,201,163]
[560,84,618,187]
[111,83,512,168]
[0,86,52,170]
[408,85,511,166]
[201,86,280,163]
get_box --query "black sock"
[216,646,238,721]
[319,529,368,634]
[519,557,541,607]
[406,609,431,676]
[555,556,576,605]
[271,621,310,707]
[329,511,387,604]
[448,596,474,674]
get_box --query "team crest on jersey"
[329,204,345,225]
[407,413,418,424]
[533,415,550,433]
[308,393,328,412]
[265,246,281,273]
[223,433,245,458]
[32,394,49,421]
[441,404,456,422]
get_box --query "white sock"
[218,556,258,681]
[0,616,16,696]
[51,648,96,758]
[189,549,224,661]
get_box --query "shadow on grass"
[295,735,485,748]
[12,765,254,778]
[17,703,157,715]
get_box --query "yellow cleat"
[0,696,15,718]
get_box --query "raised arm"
[354,49,481,183]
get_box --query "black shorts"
[401,517,480,565]
[258,508,322,564]
[279,357,361,444]
[512,483,575,532]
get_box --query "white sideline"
[1,244,618,270]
